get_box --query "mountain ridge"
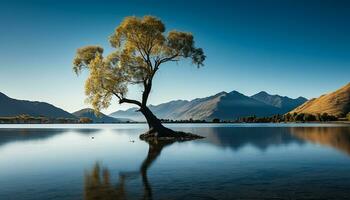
[110,90,307,121]
[0,92,76,119]
[251,91,307,114]
[72,108,126,123]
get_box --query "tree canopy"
[73,16,205,112]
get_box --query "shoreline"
[0,121,349,125]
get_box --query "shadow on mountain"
[291,126,350,156]
[84,139,176,200]
[197,127,304,151]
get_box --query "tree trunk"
[139,106,176,137]
[138,106,204,140]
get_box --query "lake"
[1,123,350,200]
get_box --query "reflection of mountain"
[199,127,304,151]
[0,128,101,148]
[0,129,68,147]
[291,127,350,155]
[74,129,101,135]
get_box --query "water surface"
[1,123,350,199]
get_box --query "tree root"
[139,128,204,142]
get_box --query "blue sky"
[0,0,349,113]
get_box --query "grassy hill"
[290,82,350,117]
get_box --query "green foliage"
[303,113,316,122]
[0,115,77,124]
[236,112,338,123]
[295,113,305,121]
[73,16,205,112]
[79,117,93,124]
[346,112,350,121]
[319,113,338,121]
[212,118,221,123]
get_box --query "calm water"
[1,123,350,200]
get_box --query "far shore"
[0,121,349,125]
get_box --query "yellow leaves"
[165,31,205,67]
[73,15,205,111]
[84,55,114,112]
[109,16,165,58]
[73,46,104,74]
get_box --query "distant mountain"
[290,82,350,117]
[110,90,304,121]
[110,100,190,122]
[73,108,126,123]
[251,91,307,114]
[0,92,75,118]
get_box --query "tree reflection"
[84,163,126,200]
[84,139,175,200]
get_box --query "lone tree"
[73,16,205,138]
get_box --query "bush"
[284,113,292,122]
[303,114,316,122]
[212,118,220,123]
[295,113,305,122]
[347,112,350,121]
[319,113,338,121]
[79,117,93,123]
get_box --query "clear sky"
[0,0,349,114]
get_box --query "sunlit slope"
[290,82,350,117]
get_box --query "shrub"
[295,113,305,122]
[320,113,338,121]
[79,117,93,123]
[347,112,350,121]
[212,118,220,123]
[303,114,316,122]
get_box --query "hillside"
[0,92,76,119]
[110,90,305,121]
[73,108,125,123]
[290,82,350,117]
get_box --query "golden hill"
[290,82,350,117]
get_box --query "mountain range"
[290,82,350,117]
[110,91,307,121]
[73,108,128,123]
[0,92,75,119]
[5,81,349,123]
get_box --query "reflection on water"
[1,124,350,200]
[84,163,127,200]
[199,127,304,150]
[201,126,350,157]
[84,139,174,200]
[291,127,350,155]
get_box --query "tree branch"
[158,53,179,65]
[119,98,142,107]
